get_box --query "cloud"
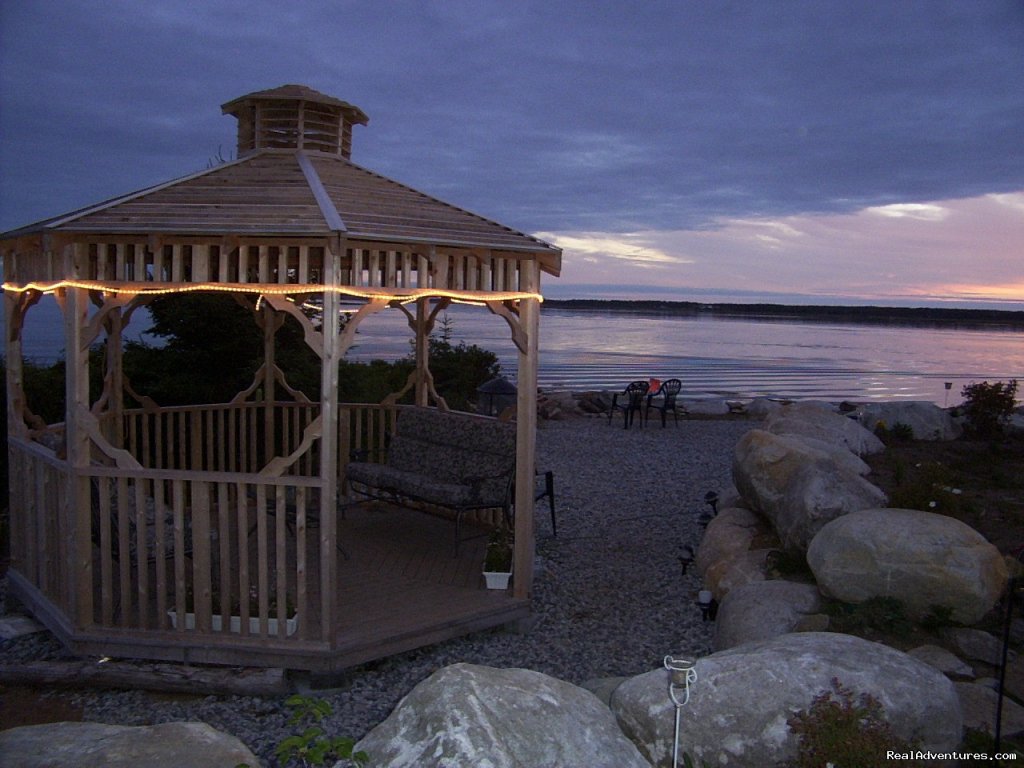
[545,190,1024,305]
[1,2,1021,306]
[535,232,689,267]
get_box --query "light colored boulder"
[0,722,258,768]
[580,676,630,707]
[611,632,961,768]
[766,401,885,455]
[808,508,1008,625]
[746,398,785,421]
[694,507,767,577]
[681,398,731,416]
[857,401,962,441]
[943,627,1010,667]
[712,580,822,651]
[956,682,1024,737]
[785,434,872,476]
[703,548,771,599]
[355,663,650,768]
[733,430,888,551]
[907,644,974,679]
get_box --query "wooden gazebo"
[1,85,561,671]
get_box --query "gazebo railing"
[7,439,72,619]
[86,469,324,642]
[4,401,467,665]
[108,401,320,474]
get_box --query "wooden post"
[513,261,539,600]
[4,291,27,440]
[263,302,276,465]
[414,298,429,407]
[64,243,94,628]
[318,237,343,641]
[105,305,124,450]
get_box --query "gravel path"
[0,416,753,765]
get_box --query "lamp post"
[697,590,718,621]
[679,545,694,576]
[996,574,1024,753]
[477,376,517,417]
[704,491,719,515]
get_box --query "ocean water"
[6,298,1023,407]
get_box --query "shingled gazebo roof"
[4,84,561,276]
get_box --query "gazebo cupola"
[1,85,560,672]
[222,84,369,159]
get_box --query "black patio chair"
[608,380,650,429]
[646,378,683,427]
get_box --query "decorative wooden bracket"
[339,298,390,355]
[486,299,528,354]
[259,414,323,477]
[261,294,324,358]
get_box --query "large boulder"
[354,663,650,767]
[694,507,767,577]
[610,632,961,768]
[703,548,772,598]
[681,398,731,417]
[712,580,822,651]
[0,722,258,768]
[807,508,1008,624]
[733,430,888,551]
[857,401,962,441]
[766,402,885,455]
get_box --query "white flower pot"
[167,610,297,636]
[483,571,512,590]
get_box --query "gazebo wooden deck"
[1,85,560,672]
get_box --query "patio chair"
[646,378,683,427]
[608,380,650,428]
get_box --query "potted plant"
[483,525,513,589]
[168,584,298,636]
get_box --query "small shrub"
[888,461,962,515]
[874,420,914,444]
[786,678,921,768]
[483,526,513,572]
[961,380,1019,438]
[824,596,913,637]
[891,422,914,441]
[274,695,368,768]
[920,604,957,633]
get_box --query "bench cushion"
[345,463,479,508]
[346,407,515,510]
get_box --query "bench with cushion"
[344,406,516,554]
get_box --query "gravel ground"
[0,415,754,765]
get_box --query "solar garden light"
[704,490,719,515]
[697,590,718,621]
[678,545,694,576]
[944,381,953,408]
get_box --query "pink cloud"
[542,191,1024,305]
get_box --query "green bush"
[888,460,963,516]
[273,695,367,768]
[786,678,921,767]
[824,596,913,637]
[961,380,1019,438]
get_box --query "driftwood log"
[0,660,289,696]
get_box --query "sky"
[1,1,1022,309]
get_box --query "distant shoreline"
[541,299,1024,329]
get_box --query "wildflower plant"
[786,678,921,768]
